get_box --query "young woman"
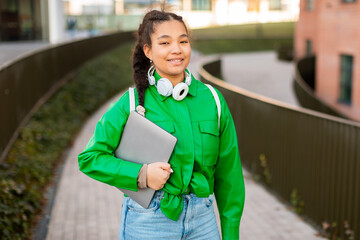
[78,10,245,240]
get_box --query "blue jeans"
[119,191,220,239]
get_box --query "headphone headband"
[148,65,191,86]
[148,66,156,86]
[147,65,192,101]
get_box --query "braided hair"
[132,10,188,107]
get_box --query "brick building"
[295,0,360,121]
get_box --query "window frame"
[306,0,314,11]
[269,0,282,11]
[191,0,212,11]
[338,54,354,105]
[306,39,312,57]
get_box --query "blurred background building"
[63,0,299,30]
[0,0,299,43]
[295,0,360,121]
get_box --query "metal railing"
[198,58,360,239]
[0,32,134,162]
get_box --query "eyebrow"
[157,34,188,40]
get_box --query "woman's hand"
[146,162,173,190]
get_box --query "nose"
[171,42,181,54]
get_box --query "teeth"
[169,59,182,62]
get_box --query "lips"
[167,58,183,62]
[167,58,184,66]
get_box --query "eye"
[160,42,169,45]
[180,40,189,44]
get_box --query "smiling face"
[143,19,191,86]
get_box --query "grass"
[192,38,293,55]
[190,21,295,55]
[191,21,295,39]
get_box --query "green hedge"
[191,22,294,55]
[0,42,133,239]
[192,22,295,40]
[192,38,293,55]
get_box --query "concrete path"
[0,41,49,68]
[221,51,299,106]
[46,93,124,240]
[45,50,324,240]
[0,32,95,68]
[45,91,323,240]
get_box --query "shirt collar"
[152,70,197,101]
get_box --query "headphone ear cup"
[157,78,173,97]
[172,83,189,101]
[148,75,156,85]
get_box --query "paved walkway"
[221,51,299,107]
[46,93,124,240]
[45,50,324,239]
[0,41,49,68]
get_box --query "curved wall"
[0,32,134,162]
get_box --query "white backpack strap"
[205,84,221,129]
[129,87,136,112]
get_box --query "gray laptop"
[115,111,177,208]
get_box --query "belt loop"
[154,190,164,200]
[159,190,164,199]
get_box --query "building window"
[306,0,314,11]
[339,55,353,104]
[192,0,212,10]
[269,0,282,10]
[167,0,183,10]
[248,0,260,12]
[306,40,312,56]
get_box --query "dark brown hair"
[132,10,188,107]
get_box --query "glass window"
[247,0,260,12]
[306,0,314,11]
[0,0,42,41]
[167,0,183,10]
[339,55,353,104]
[192,0,211,11]
[269,0,282,10]
[306,40,312,56]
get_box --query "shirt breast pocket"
[154,121,177,167]
[199,121,220,166]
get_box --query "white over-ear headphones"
[147,65,192,101]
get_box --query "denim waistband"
[154,190,211,200]
[153,190,165,199]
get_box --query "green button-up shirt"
[78,73,245,239]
